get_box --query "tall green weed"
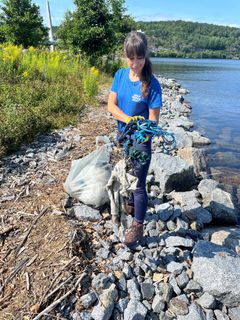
[0,44,101,156]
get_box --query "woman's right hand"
[126,115,145,124]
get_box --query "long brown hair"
[124,31,152,98]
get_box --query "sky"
[35,0,240,28]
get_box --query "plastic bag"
[64,144,112,208]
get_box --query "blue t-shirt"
[111,67,162,132]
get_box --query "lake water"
[152,58,240,203]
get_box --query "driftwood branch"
[32,272,87,320]
[39,257,77,306]
[0,258,29,295]
[15,207,48,257]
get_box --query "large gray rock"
[171,101,192,115]
[167,118,194,131]
[188,130,211,147]
[165,236,195,248]
[124,299,148,320]
[91,284,118,320]
[177,147,209,178]
[149,153,196,193]
[172,127,193,149]
[201,226,240,253]
[198,179,219,199]
[192,240,240,307]
[169,190,212,224]
[203,188,238,224]
[228,306,240,320]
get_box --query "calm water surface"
[152,58,240,198]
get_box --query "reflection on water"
[152,58,240,202]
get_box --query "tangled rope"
[117,119,176,166]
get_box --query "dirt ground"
[0,91,117,320]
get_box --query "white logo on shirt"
[132,94,141,102]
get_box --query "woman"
[108,31,162,246]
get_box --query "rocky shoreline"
[0,78,240,319]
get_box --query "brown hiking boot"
[123,202,134,216]
[124,220,143,246]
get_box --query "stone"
[92,273,112,292]
[205,309,215,320]
[198,179,219,198]
[203,188,238,224]
[202,226,240,253]
[124,299,147,320]
[115,297,129,313]
[169,276,182,295]
[167,261,186,274]
[149,153,196,193]
[214,310,230,320]
[116,274,127,292]
[196,292,216,309]
[96,247,110,260]
[169,297,189,315]
[127,278,142,300]
[74,204,102,221]
[192,240,240,307]
[111,308,122,320]
[156,203,174,221]
[79,292,97,308]
[117,248,133,261]
[153,272,165,282]
[228,306,240,320]
[177,303,207,320]
[177,147,209,178]
[73,311,91,320]
[184,280,202,295]
[157,282,173,303]
[122,263,133,279]
[165,236,195,248]
[152,294,166,313]
[91,284,118,320]
[176,271,189,289]
[188,130,211,147]
[172,127,193,149]
[170,190,212,225]
[140,282,155,300]
[166,220,177,231]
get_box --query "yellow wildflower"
[2,44,22,63]
[22,71,29,78]
[28,46,35,53]
[90,66,99,78]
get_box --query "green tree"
[57,0,135,61]
[0,0,48,47]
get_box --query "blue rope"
[118,119,176,166]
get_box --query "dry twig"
[32,271,87,320]
[0,258,29,295]
[15,207,48,257]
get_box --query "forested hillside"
[137,20,240,59]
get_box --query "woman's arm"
[149,107,160,123]
[107,92,129,123]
